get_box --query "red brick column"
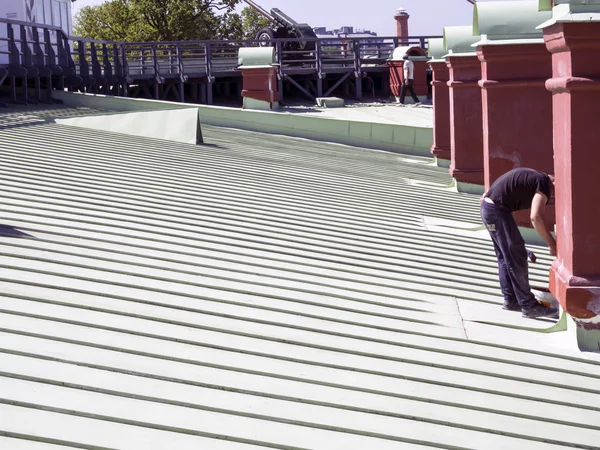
[477,43,555,229]
[544,22,600,328]
[240,66,280,109]
[446,55,484,191]
[430,60,451,162]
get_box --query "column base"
[435,156,451,168]
[450,167,484,192]
[573,317,600,353]
[431,145,451,162]
[456,181,485,195]
[243,97,280,111]
[550,263,600,320]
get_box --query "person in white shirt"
[400,54,420,105]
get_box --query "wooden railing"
[1,17,440,105]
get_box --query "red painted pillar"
[477,43,555,229]
[544,22,600,330]
[240,66,280,110]
[430,60,451,162]
[412,61,429,97]
[388,60,403,98]
[446,55,484,191]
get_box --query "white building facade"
[1,0,73,64]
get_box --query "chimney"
[395,7,409,42]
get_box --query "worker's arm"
[530,191,557,256]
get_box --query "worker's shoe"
[522,303,559,319]
[502,301,521,312]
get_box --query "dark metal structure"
[0,17,440,107]
[242,0,318,51]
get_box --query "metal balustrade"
[0,17,440,106]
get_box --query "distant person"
[480,168,558,319]
[400,54,420,105]
[426,64,433,101]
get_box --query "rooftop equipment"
[242,0,318,51]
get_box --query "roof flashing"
[443,25,481,54]
[474,0,552,40]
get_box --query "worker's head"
[402,54,409,60]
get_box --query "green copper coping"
[238,47,276,67]
[473,0,552,40]
[443,25,480,56]
[428,38,446,60]
[540,0,600,10]
[51,91,433,157]
[390,45,427,60]
[537,1,600,27]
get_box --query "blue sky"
[70,0,513,37]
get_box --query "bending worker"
[480,168,558,319]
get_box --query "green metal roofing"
[473,0,552,41]
[443,25,480,56]
[0,105,599,449]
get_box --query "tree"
[131,0,239,41]
[239,6,271,39]
[74,1,143,41]
[74,0,242,42]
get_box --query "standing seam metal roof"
[0,106,599,449]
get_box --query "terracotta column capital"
[546,76,600,93]
[445,55,480,72]
[476,43,550,63]
[543,22,600,54]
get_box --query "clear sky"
[70,0,505,37]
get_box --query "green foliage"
[240,6,271,39]
[73,0,243,42]
[74,0,142,41]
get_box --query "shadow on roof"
[0,224,35,238]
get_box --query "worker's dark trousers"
[480,201,538,309]
[400,79,420,104]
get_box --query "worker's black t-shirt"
[486,168,552,212]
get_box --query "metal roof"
[0,105,599,449]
